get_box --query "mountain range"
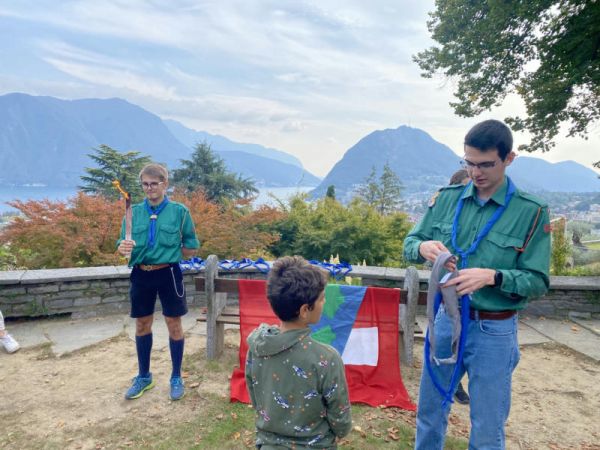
[311,126,600,200]
[0,93,318,187]
[0,93,597,195]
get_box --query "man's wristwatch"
[493,270,503,287]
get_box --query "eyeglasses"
[141,181,164,190]
[460,158,500,171]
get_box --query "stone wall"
[1,265,599,319]
[0,267,206,319]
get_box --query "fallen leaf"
[189,382,200,388]
[571,326,580,332]
[233,432,241,440]
[182,371,190,378]
[353,425,366,438]
[216,414,224,420]
[388,432,399,441]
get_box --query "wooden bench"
[195,254,427,364]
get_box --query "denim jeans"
[415,306,520,450]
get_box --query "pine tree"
[80,145,151,202]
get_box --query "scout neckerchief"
[426,176,517,408]
[144,196,169,248]
[452,177,516,269]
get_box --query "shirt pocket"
[480,231,524,269]
[431,222,452,248]
[131,224,147,247]
[158,224,181,248]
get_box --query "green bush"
[268,195,412,267]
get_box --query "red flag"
[230,280,415,410]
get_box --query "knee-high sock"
[169,337,184,379]
[135,333,153,378]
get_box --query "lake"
[0,185,315,214]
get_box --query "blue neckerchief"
[144,196,169,248]
[426,176,517,408]
[451,177,516,269]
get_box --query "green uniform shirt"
[117,200,199,267]
[404,177,550,311]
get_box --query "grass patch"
[586,242,600,250]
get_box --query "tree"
[355,163,404,214]
[326,185,336,200]
[80,145,152,202]
[355,167,379,206]
[268,195,412,266]
[0,190,283,269]
[1,194,123,269]
[171,142,258,204]
[378,163,404,214]
[550,217,570,275]
[414,1,600,162]
[170,189,283,259]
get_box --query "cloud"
[1,1,597,176]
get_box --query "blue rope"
[426,176,517,408]
[424,291,471,408]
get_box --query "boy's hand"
[118,239,136,256]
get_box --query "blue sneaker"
[125,374,155,399]
[170,376,185,401]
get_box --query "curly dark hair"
[267,256,328,322]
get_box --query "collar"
[461,176,509,206]
[145,196,169,211]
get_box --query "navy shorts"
[129,264,188,318]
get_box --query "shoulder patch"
[428,190,440,207]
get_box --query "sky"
[1,0,598,178]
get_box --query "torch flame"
[112,180,130,200]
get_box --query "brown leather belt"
[137,263,171,271]
[470,308,516,320]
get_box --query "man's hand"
[443,268,496,296]
[118,239,135,256]
[419,241,457,270]
[419,240,449,262]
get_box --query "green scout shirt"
[117,200,199,267]
[404,177,550,311]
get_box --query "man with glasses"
[404,120,551,449]
[117,163,199,401]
